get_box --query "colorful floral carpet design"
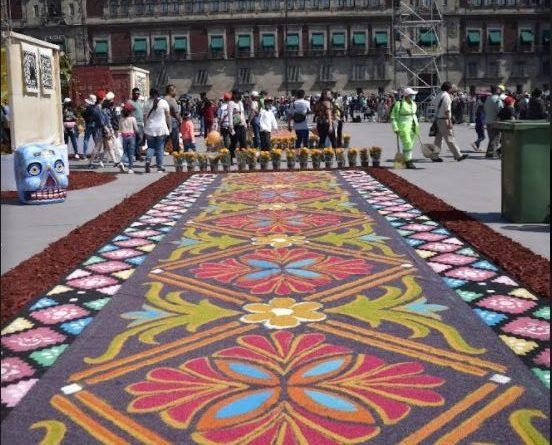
[1,171,550,444]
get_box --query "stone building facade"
[4,0,550,97]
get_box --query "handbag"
[429,97,444,137]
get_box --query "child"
[259,97,278,150]
[119,103,139,173]
[180,111,196,152]
[471,105,485,152]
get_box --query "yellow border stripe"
[76,391,172,445]
[435,386,525,445]
[401,383,499,444]
[51,395,131,445]
[326,320,507,373]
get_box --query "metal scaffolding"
[391,0,444,100]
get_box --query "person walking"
[518,92,530,119]
[248,91,261,149]
[82,94,97,158]
[201,97,218,138]
[62,98,80,159]
[128,88,144,161]
[217,92,232,148]
[433,82,469,162]
[314,89,337,148]
[287,89,311,149]
[180,111,196,152]
[119,103,139,173]
[228,88,247,161]
[143,88,170,173]
[259,96,278,151]
[165,84,182,152]
[390,88,419,169]
[483,85,503,158]
[527,88,548,120]
[471,105,485,151]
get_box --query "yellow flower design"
[258,203,298,211]
[252,234,307,248]
[241,297,326,329]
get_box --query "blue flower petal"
[215,390,274,419]
[304,390,356,412]
[247,259,280,269]
[285,268,321,279]
[229,362,271,379]
[302,359,345,378]
[285,258,317,269]
[244,269,281,280]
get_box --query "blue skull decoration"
[14,143,69,204]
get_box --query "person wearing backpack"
[228,88,247,161]
[287,89,311,149]
[314,89,337,148]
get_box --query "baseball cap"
[223,92,232,101]
[403,87,418,96]
[251,90,259,96]
[84,94,97,105]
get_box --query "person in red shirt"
[201,98,218,137]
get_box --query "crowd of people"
[58,82,549,172]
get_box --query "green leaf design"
[85,282,238,364]
[313,223,398,257]
[161,227,246,261]
[328,276,485,355]
[509,409,549,445]
[304,195,361,213]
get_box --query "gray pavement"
[1,121,549,276]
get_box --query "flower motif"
[193,248,372,295]
[127,332,445,444]
[230,188,327,204]
[258,202,298,211]
[241,297,325,329]
[251,234,307,248]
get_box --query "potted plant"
[369,146,383,167]
[285,148,296,170]
[184,151,196,171]
[311,148,322,169]
[271,136,281,149]
[308,133,319,148]
[359,147,369,168]
[347,147,358,167]
[323,147,334,169]
[343,134,351,148]
[271,148,282,170]
[335,148,345,168]
[246,148,257,170]
[208,154,220,172]
[236,148,247,171]
[298,147,310,169]
[197,153,208,172]
[219,148,231,172]
[172,150,185,172]
[258,150,270,170]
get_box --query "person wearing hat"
[62,98,80,159]
[82,94,97,157]
[432,82,469,162]
[259,96,278,151]
[390,87,420,169]
[248,91,261,149]
[483,85,504,158]
[228,88,247,160]
[217,92,232,148]
[127,88,145,161]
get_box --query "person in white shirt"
[432,82,469,162]
[217,92,232,148]
[259,97,278,150]
[287,89,311,148]
[228,88,247,161]
[143,88,171,173]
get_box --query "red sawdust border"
[0,171,117,200]
[1,173,192,324]
[368,167,550,299]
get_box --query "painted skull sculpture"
[14,143,68,204]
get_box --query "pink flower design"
[1,379,39,408]
[534,348,550,367]
[445,267,497,282]
[127,332,445,444]
[66,274,119,290]
[477,295,537,314]
[193,248,372,295]
[502,317,550,341]
[30,304,90,325]
[1,358,35,383]
[1,328,66,352]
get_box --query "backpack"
[291,102,307,123]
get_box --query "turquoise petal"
[247,259,280,269]
[215,390,273,419]
[403,298,448,317]
[285,268,321,279]
[304,390,356,412]
[286,258,317,269]
[229,362,271,379]
[244,268,281,280]
[302,359,345,378]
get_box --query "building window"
[311,32,325,49]
[352,64,367,81]
[110,1,118,16]
[153,37,168,55]
[287,65,300,82]
[69,3,75,15]
[135,1,144,15]
[33,4,39,16]
[171,1,179,13]
[174,36,187,54]
[210,35,225,58]
[145,1,154,14]
[374,31,388,48]
[331,32,346,48]
[319,64,332,81]
[419,28,438,46]
[286,33,300,50]
[94,40,109,60]
[237,34,252,54]
[467,62,478,77]
[368,0,381,7]
[261,34,276,49]
[238,67,251,84]
[519,29,534,46]
[352,32,366,48]
[542,59,550,76]
[133,38,148,55]
[161,1,169,14]
[543,29,550,47]
[194,69,209,86]
[121,0,129,15]
[512,61,527,77]
[375,63,386,79]
[487,62,499,77]
[487,29,502,46]
[466,30,481,48]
